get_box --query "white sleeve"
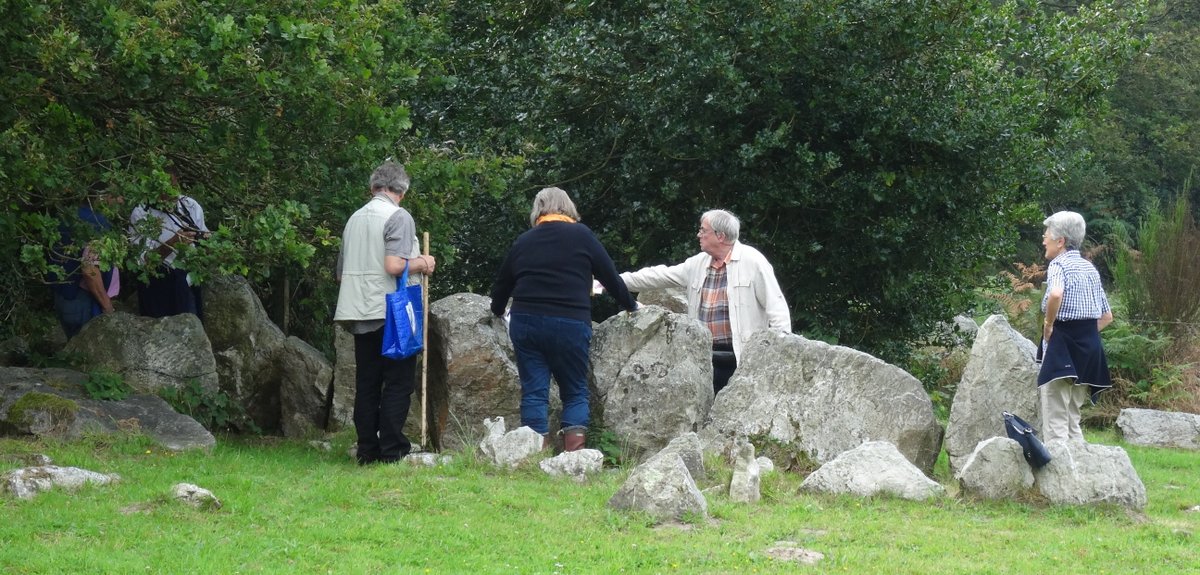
[620,260,693,292]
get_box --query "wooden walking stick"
[420,231,430,450]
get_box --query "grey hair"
[702,209,740,244]
[369,161,410,195]
[529,187,581,227]
[1043,211,1086,250]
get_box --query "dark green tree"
[420,0,1147,358]
[0,0,517,351]
[1054,1,1200,241]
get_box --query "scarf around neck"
[535,214,576,225]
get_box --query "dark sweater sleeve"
[585,230,638,312]
[489,246,517,317]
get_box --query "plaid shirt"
[699,260,732,347]
[1042,250,1111,320]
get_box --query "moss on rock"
[7,392,79,433]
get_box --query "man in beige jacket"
[621,209,791,394]
[334,161,436,465]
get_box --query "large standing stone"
[205,275,333,436]
[276,336,335,438]
[329,325,356,430]
[425,294,555,451]
[64,312,218,395]
[590,307,712,459]
[703,330,942,473]
[205,275,284,429]
[1116,408,1200,450]
[1034,440,1147,510]
[944,315,1041,474]
[800,441,944,501]
[955,437,1035,500]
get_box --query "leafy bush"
[159,379,256,433]
[0,0,521,359]
[1111,195,1200,335]
[1094,311,1199,418]
[1102,318,1172,384]
[904,347,970,422]
[1123,364,1189,406]
[424,0,1148,359]
[1100,195,1200,415]
[84,368,132,401]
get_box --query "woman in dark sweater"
[490,187,638,451]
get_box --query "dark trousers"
[138,265,203,321]
[713,344,737,395]
[353,327,416,462]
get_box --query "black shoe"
[356,453,380,466]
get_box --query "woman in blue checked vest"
[1037,211,1113,443]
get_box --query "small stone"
[764,542,824,565]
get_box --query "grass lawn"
[2,429,1197,574]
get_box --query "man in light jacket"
[334,161,436,465]
[621,209,791,394]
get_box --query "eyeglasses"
[698,227,713,236]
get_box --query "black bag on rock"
[1003,411,1052,469]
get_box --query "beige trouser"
[1039,377,1090,442]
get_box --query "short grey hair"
[369,161,410,195]
[1043,211,1086,250]
[702,209,740,244]
[529,187,581,227]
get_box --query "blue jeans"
[509,313,593,435]
[53,290,99,338]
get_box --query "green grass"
[2,430,1198,574]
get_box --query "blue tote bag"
[381,262,424,359]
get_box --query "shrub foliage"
[2,0,1151,362]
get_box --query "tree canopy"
[1055,1,1200,242]
[2,0,1153,360]
[423,0,1147,356]
[1,0,518,346]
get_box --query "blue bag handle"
[396,259,410,291]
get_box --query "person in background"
[48,195,121,337]
[1037,210,1113,443]
[128,170,209,320]
[620,209,791,394]
[489,187,638,452]
[335,160,436,465]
